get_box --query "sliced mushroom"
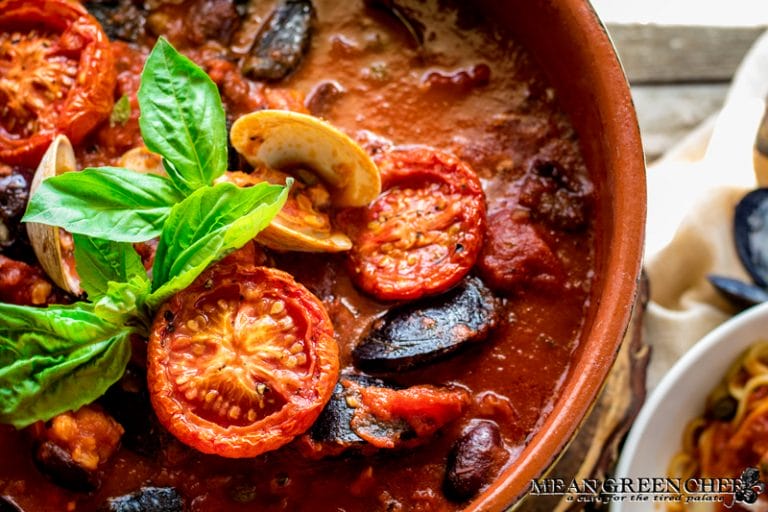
[229,110,381,252]
[26,135,81,295]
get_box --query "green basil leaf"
[73,234,149,300]
[0,303,131,428]
[148,181,288,308]
[138,37,227,194]
[0,329,131,428]
[93,277,152,335]
[23,167,183,243]
[0,303,114,347]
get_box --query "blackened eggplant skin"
[34,441,99,492]
[353,276,501,371]
[444,421,507,502]
[0,496,23,512]
[99,487,184,512]
[241,0,313,81]
[309,373,387,445]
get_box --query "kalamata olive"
[34,441,99,492]
[707,275,768,310]
[734,188,768,287]
[99,487,184,512]
[241,0,313,81]
[0,496,23,512]
[353,276,500,372]
[444,421,507,502]
[305,81,345,117]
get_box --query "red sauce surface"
[0,1,595,510]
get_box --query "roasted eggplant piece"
[707,275,768,310]
[302,373,468,458]
[444,421,508,502]
[353,276,500,371]
[99,487,184,512]
[241,0,313,81]
[734,188,768,287]
[308,373,386,448]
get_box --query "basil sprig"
[0,38,288,428]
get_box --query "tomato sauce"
[0,1,595,510]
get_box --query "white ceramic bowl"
[614,301,768,512]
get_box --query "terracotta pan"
[468,1,646,510]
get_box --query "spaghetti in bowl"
[615,301,768,512]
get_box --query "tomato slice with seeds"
[148,264,339,458]
[0,0,115,167]
[341,146,486,301]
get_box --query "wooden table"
[606,23,767,162]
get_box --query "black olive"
[707,395,738,422]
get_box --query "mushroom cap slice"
[230,110,381,207]
[26,135,81,295]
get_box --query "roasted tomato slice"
[0,0,115,167]
[147,264,340,458]
[341,146,486,301]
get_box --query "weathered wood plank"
[631,83,728,161]
[606,23,766,83]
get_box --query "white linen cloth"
[644,30,768,388]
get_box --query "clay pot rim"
[469,1,647,510]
